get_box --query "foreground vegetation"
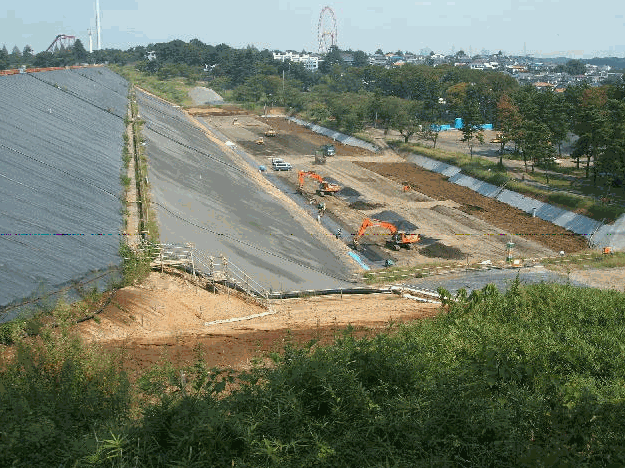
[2,281,625,466]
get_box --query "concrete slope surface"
[404,267,586,296]
[137,91,353,291]
[0,67,127,314]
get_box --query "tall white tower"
[88,29,93,53]
[95,0,102,50]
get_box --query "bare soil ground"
[75,273,439,376]
[569,267,625,292]
[205,114,574,265]
[357,162,589,254]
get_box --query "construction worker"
[336,228,342,239]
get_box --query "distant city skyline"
[1,1,624,58]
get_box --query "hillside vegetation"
[2,281,625,466]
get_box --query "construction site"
[2,70,625,373]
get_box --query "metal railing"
[141,242,270,308]
[193,249,270,308]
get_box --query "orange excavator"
[297,170,341,196]
[353,218,421,251]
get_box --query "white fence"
[286,117,380,153]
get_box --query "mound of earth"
[371,210,418,233]
[420,242,466,260]
[337,186,361,197]
[349,201,385,210]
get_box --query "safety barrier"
[286,116,380,153]
[0,64,100,76]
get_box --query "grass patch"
[541,251,625,271]
[110,64,194,106]
[353,131,377,146]
[363,260,467,284]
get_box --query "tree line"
[3,38,624,184]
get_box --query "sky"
[1,0,624,58]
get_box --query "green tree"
[352,50,368,67]
[600,98,625,189]
[375,95,403,134]
[460,86,485,158]
[573,87,610,180]
[556,59,587,75]
[496,93,523,161]
[0,45,8,69]
[520,120,556,175]
[417,126,441,148]
[9,45,21,67]
[33,51,56,67]
[391,100,420,143]
[319,45,343,73]
[73,39,88,63]
[22,45,33,62]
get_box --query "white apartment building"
[273,52,321,71]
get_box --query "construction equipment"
[319,144,336,156]
[255,137,265,145]
[353,218,421,251]
[297,171,341,196]
[490,132,503,144]
[314,149,327,165]
[264,128,277,137]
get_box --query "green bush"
[82,282,625,467]
[586,203,625,223]
[4,279,625,466]
[0,333,130,467]
[547,191,586,210]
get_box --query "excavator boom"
[297,170,340,195]
[353,218,421,251]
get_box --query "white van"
[273,162,292,171]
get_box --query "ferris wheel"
[317,6,338,54]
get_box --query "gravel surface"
[188,86,224,105]
[404,266,586,295]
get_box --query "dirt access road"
[201,110,585,266]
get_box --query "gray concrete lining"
[403,267,587,296]
[0,67,126,314]
[137,91,353,291]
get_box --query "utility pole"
[95,0,102,50]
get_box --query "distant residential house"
[392,60,406,67]
[340,53,354,66]
[533,82,556,90]
[507,64,528,73]
[368,54,387,66]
